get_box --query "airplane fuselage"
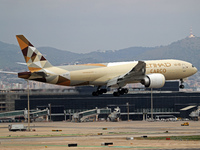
[54,59,197,87]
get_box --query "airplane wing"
[107,61,146,87]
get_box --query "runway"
[0,121,200,149]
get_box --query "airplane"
[0,35,198,96]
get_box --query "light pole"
[151,88,153,120]
[27,80,30,131]
[48,103,51,121]
[126,102,129,121]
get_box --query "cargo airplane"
[0,35,198,96]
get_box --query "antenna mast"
[189,26,195,38]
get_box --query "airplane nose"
[194,66,198,73]
[192,65,198,74]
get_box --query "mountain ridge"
[0,36,199,71]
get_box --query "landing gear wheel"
[119,90,124,95]
[113,88,129,96]
[179,85,184,89]
[101,89,107,93]
[122,88,128,94]
[97,90,103,95]
[92,88,108,96]
[119,88,129,95]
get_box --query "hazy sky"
[0,0,200,53]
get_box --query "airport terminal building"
[10,81,200,121]
[14,91,200,121]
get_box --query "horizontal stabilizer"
[17,62,27,65]
[0,70,18,75]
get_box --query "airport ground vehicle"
[8,124,27,131]
[181,122,189,126]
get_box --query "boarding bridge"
[30,109,49,118]
[0,110,25,119]
[73,108,111,122]
[189,106,200,120]
[0,109,48,121]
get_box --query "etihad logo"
[146,63,171,68]
[146,63,171,74]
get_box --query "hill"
[137,37,200,70]
[0,41,24,70]
[0,36,200,71]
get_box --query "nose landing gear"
[180,79,185,89]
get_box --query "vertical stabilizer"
[16,35,52,72]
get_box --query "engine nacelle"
[141,73,165,88]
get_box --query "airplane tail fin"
[16,35,53,72]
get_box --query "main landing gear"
[113,88,129,97]
[92,87,107,96]
[92,86,129,96]
[179,79,185,89]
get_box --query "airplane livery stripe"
[79,64,107,67]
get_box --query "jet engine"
[141,73,165,88]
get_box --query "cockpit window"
[192,65,195,67]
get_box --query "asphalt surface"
[1,121,200,150]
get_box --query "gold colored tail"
[16,35,52,72]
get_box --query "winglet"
[16,35,52,72]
